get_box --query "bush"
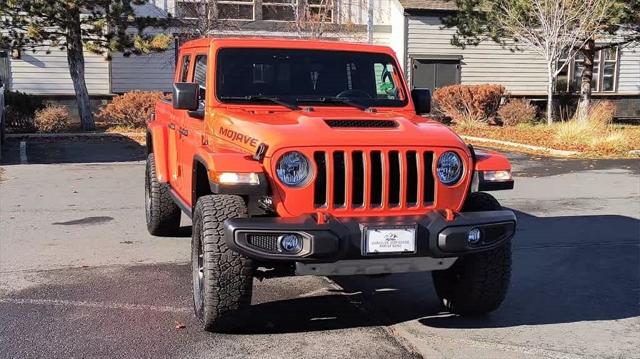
[34,105,72,133]
[3,90,45,132]
[433,84,506,127]
[498,98,537,126]
[97,91,164,129]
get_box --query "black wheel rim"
[197,237,204,301]
[192,219,205,316]
[144,165,151,221]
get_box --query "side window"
[179,55,191,82]
[192,55,207,104]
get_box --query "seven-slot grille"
[313,149,435,210]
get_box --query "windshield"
[216,48,407,108]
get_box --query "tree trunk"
[66,9,94,131]
[576,38,595,123]
[546,62,554,125]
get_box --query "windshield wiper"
[296,96,370,111]
[220,95,300,110]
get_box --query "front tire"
[145,153,181,236]
[192,194,253,332]
[432,192,512,316]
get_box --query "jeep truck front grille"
[313,150,435,210]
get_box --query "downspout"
[403,11,409,79]
[367,0,374,44]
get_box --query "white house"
[0,0,397,97]
[1,0,638,118]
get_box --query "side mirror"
[172,82,199,111]
[411,88,431,115]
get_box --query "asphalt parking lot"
[0,136,638,358]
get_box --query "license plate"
[364,227,416,254]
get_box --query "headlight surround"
[437,151,463,185]
[276,151,312,187]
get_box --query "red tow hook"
[315,211,328,225]
[444,209,456,222]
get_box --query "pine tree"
[0,0,172,130]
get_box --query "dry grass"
[455,123,640,158]
[455,100,639,158]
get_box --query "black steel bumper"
[224,210,516,271]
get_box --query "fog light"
[278,234,303,253]
[467,228,482,245]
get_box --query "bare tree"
[289,0,335,39]
[174,0,224,39]
[494,0,613,124]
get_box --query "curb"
[460,135,580,157]
[6,132,144,139]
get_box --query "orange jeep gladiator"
[146,38,516,332]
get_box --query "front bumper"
[224,210,516,275]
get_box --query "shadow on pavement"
[330,210,640,330]
[3,210,639,336]
[0,135,146,165]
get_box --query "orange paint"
[148,38,512,216]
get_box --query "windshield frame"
[213,47,410,109]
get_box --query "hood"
[207,107,468,157]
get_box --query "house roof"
[398,0,457,11]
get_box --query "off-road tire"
[432,192,512,316]
[192,195,253,332]
[145,153,181,236]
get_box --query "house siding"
[618,48,640,94]
[406,15,640,97]
[406,15,548,95]
[9,49,110,95]
[110,50,177,93]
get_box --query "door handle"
[168,123,176,130]
[179,128,189,137]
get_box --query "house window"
[601,47,618,92]
[176,0,255,20]
[262,0,297,21]
[176,2,200,19]
[307,0,334,23]
[218,0,255,20]
[175,0,334,22]
[557,46,619,93]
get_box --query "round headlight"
[437,151,463,185]
[276,151,311,187]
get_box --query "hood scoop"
[324,119,398,128]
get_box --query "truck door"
[176,52,208,206]
[168,53,192,198]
